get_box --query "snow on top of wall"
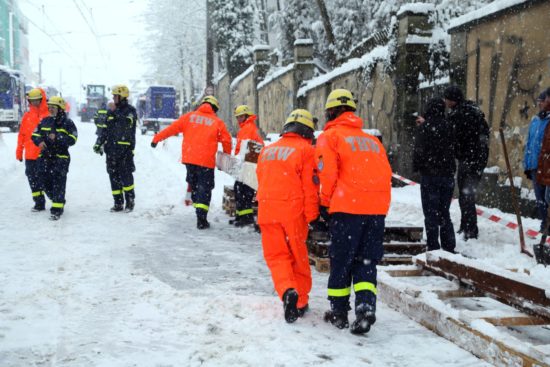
[294,38,314,46]
[419,76,450,89]
[397,2,435,17]
[257,63,294,90]
[252,44,270,52]
[449,0,529,30]
[297,45,390,97]
[406,35,432,44]
[213,71,228,85]
[230,65,255,90]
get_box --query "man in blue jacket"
[524,91,550,232]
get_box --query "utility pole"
[206,0,214,87]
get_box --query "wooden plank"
[378,275,550,367]
[424,256,550,316]
[384,226,424,242]
[482,316,548,327]
[383,242,426,255]
[309,254,330,273]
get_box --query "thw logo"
[261,146,296,161]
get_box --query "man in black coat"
[413,98,456,252]
[94,85,138,212]
[444,85,490,240]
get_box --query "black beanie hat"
[444,85,464,103]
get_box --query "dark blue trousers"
[420,176,456,252]
[39,157,69,215]
[457,163,482,236]
[106,151,135,205]
[328,213,385,315]
[185,164,215,219]
[25,159,45,209]
[234,181,255,218]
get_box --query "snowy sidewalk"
[1,123,490,366]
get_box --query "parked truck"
[81,84,107,122]
[140,85,177,134]
[0,66,26,132]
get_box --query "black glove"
[524,170,533,180]
[320,206,330,223]
[93,144,103,156]
[309,217,328,233]
[151,141,157,148]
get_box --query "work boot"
[49,213,61,221]
[283,289,299,323]
[324,310,349,329]
[234,214,255,227]
[197,217,210,230]
[297,304,309,318]
[350,311,376,335]
[31,205,45,212]
[110,204,124,212]
[463,231,478,241]
[124,199,135,213]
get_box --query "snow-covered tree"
[209,0,255,79]
[269,0,318,64]
[143,0,206,105]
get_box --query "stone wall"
[449,0,550,189]
[257,69,295,133]
[215,73,233,131]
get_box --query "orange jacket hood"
[153,105,232,168]
[16,88,50,160]
[235,115,264,156]
[324,111,363,131]
[316,112,391,215]
[256,133,319,224]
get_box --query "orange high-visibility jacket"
[152,103,232,168]
[16,88,49,161]
[235,115,264,156]
[315,111,392,215]
[256,132,319,224]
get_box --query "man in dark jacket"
[413,98,456,252]
[444,85,489,240]
[94,85,138,212]
[31,96,78,220]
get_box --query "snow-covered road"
[0,122,510,366]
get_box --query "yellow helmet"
[201,95,219,111]
[234,105,252,117]
[27,88,43,100]
[111,84,130,98]
[47,96,66,110]
[284,109,315,130]
[325,88,357,110]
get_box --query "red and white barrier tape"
[392,173,546,241]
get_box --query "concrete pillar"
[393,5,434,177]
[293,39,315,108]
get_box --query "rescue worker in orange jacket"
[256,109,319,323]
[232,105,264,227]
[16,88,49,211]
[316,89,392,335]
[151,96,232,229]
